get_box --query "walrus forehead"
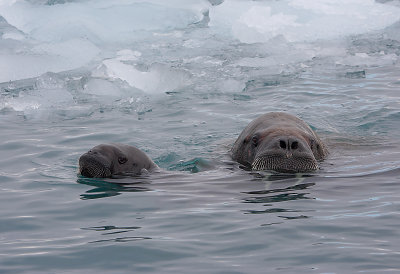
[91,145,119,157]
[255,127,311,143]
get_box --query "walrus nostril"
[279,140,286,149]
[291,141,298,150]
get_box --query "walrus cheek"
[248,149,253,162]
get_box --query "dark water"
[1,1,400,273]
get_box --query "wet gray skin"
[231,112,328,173]
[78,143,157,178]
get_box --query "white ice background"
[0,0,400,115]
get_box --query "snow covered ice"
[1,0,400,117]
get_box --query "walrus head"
[78,144,156,178]
[232,114,328,173]
[79,146,121,178]
[247,128,322,173]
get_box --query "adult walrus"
[231,112,328,173]
[78,143,158,178]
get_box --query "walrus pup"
[79,143,158,178]
[231,112,328,173]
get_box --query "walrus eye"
[251,135,259,147]
[310,139,321,151]
[118,157,127,164]
[310,139,315,149]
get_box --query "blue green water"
[1,1,400,273]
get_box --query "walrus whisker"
[252,155,318,172]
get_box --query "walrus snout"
[79,166,95,178]
[259,135,312,157]
[251,156,318,173]
[252,136,318,173]
[278,138,298,150]
[276,136,305,157]
[78,152,112,178]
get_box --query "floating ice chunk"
[116,49,142,62]
[235,42,318,73]
[1,87,74,119]
[95,58,191,94]
[32,39,99,60]
[218,79,245,93]
[0,0,208,82]
[2,31,24,40]
[0,54,54,83]
[0,14,100,82]
[83,78,126,97]
[233,6,300,43]
[0,0,209,43]
[210,0,400,43]
[0,15,25,40]
[336,53,398,67]
[32,38,100,67]
[0,39,99,82]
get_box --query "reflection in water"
[81,225,150,244]
[76,177,152,200]
[251,172,315,181]
[243,192,311,204]
[245,208,308,214]
[76,157,216,199]
[82,226,141,235]
[89,237,152,244]
[243,180,316,222]
[246,182,316,195]
[278,215,309,220]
